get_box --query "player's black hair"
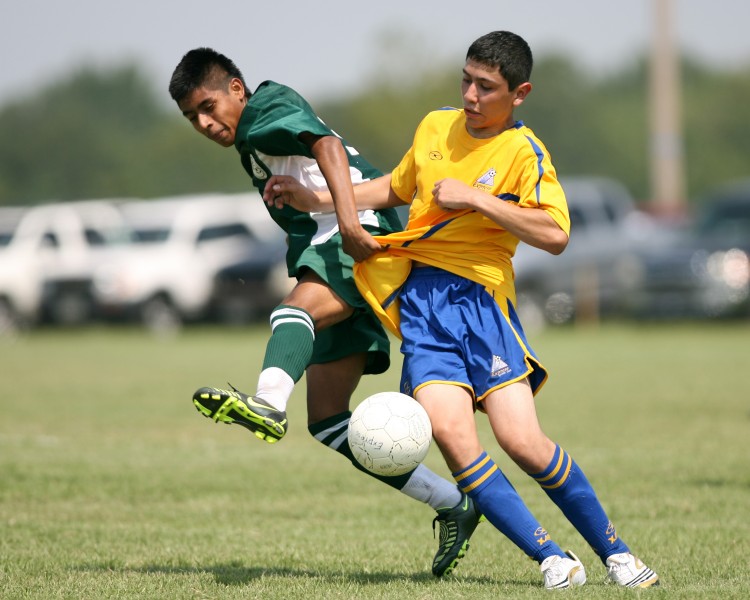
[466,31,533,90]
[168,47,249,102]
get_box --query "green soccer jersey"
[234,80,402,271]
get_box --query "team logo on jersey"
[429,151,443,160]
[475,168,496,188]
[491,355,510,377]
[250,155,268,180]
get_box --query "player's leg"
[192,270,351,442]
[418,383,580,576]
[192,229,374,441]
[306,354,460,505]
[400,269,584,587]
[255,269,354,409]
[486,379,659,587]
[305,347,479,577]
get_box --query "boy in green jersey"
[168,48,480,577]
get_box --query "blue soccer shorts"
[398,266,548,406]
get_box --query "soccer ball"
[348,391,432,476]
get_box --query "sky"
[2,0,750,107]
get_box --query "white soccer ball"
[348,391,432,476]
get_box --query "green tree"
[0,55,748,209]
[0,64,248,206]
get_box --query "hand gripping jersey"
[234,80,402,274]
[354,107,570,337]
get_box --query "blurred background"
[1,0,749,335]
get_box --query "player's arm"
[431,178,569,255]
[302,133,382,261]
[264,172,403,213]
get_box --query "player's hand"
[341,226,385,262]
[263,175,323,211]
[432,178,475,210]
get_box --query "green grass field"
[1,322,749,599]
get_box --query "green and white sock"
[257,305,315,411]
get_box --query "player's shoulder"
[415,106,463,132]
[426,106,463,121]
[253,80,308,104]
[506,121,552,155]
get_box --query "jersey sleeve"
[390,145,417,203]
[516,139,571,235]
[390,115,429,203]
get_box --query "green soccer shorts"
[295,231,391,375]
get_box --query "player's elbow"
[543,229,569,255]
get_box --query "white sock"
[400,464,462,511]
[255,367,295,411]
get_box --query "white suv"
[92,193,291,331]
[0,200,131,331]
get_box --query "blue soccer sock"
[531,445,630,562]
[454,452,565,563]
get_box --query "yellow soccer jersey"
[354,107,570,338]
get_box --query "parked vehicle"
[625,179,750,319]
[209,242,291,324]
[92,193,291,331]
[512,176,657,329]
[0,200,132,330]
[0,207,28,333]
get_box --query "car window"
[602,201,619,225]
[84,228,107,246]
[133,227,171,243]
[568,206,586,232]
[41,231,59,248]
[696,201,750,241]
[197,223,255,243]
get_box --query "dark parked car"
[512,176,657,329]
[208,238,292,324]
[626,179,750,319]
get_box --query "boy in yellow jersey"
[266,30,659,590]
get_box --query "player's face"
[461,60,531,139]
[178,78,247,147]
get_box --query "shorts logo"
[429,151,443,160]
[491,355,510,377]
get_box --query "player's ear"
[229,77,246,99]
[513,82,532,106]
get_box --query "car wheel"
[141,296,182,335]
[0,299,24,338]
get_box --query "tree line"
[0,54,748,209]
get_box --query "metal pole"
[649,0,687,217]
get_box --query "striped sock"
[455,452,564,563]
[308,412,414,490]
[532,445,630,562]
[308,412,460,509]
[262,305,315,383]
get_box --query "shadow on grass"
[75,560,510,587]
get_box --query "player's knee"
[499,435,553,473]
